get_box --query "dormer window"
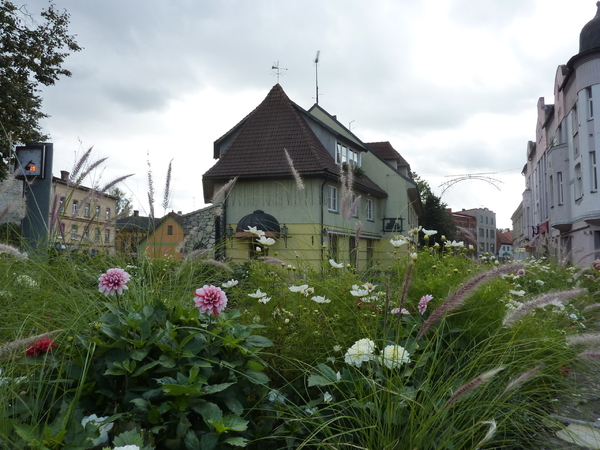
[336,143,361,167]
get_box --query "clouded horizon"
[33,0,598,229]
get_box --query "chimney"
[60,170,69,181]
[133,210,139,217]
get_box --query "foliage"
[1,301,274,449]
[109,187,134,218]
[0,243,597,449]
[420,193,457,244]
[0,0,81,179]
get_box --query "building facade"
[516,5,600,266]
[51,170,117,255]
[453,207,497,255]
[200,84,422,270]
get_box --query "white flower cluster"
[81,414,113,446]
[344,338,410,369]
[289,284,314,296]
[15,274,37,288]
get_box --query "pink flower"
[391,307,410,315]
[194,285,228,317]
[98,268,131,296]
[26,338,56,356]
[418,294,434,314]
[517,269,526,276]
[587,274,595,280]
[593,259,600,272]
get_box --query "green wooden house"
[202,84,422,270]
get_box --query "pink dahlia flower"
[98,268,131,296]
[418,294,434,314]
[26,338,56,356]
[194,285,228,317]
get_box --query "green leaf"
[222,414,249,432]
[130,398,150,414]
[200,432,218,450]
[112,429,145,447]
[129,348,150,361]
[245,360,265,371]
[184,429,201,450]
[132,359,161,376]
[245,335,274,348]
[307,374,332,387]
[159,353,176,368]
[245,369,270,385]
[223,436,249,447]
[192,401,222,425]
[141,405,159,426]
[223,396,244,416]
[161,384,203,396]
[316,363,339,382]
[202,382,235,395]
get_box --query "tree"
[109,187,134,217]
[412,172,456,245]
[0,1,81,179]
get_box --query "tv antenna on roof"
[271,61,287,83]
[314,50,320,104]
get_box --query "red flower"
[26,338,57,356]
[559,365,572,377]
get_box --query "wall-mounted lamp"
[281,224,289,247]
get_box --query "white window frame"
[366,198,374,221]
[572,106,579,136]
[591,151,598,192]
[575,163,583,200]
[72,200,78,215]
[71,225,77,239]
[588,87,594,120]
[104,229,110,243]
[95,205,101,218]
[351,194,359,218]
[106,208,111,220]
[94,228,101,242]
[328,185,338,212]
[557,172,564,205]
[84,203,91,217]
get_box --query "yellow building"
[140,212,184,260]
[50,170,117,255]
[116,211,184,260]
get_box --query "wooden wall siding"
[227,179,321,221]
[142,217,184,260]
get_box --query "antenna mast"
[271,61,287,83]
[314,50,320,104]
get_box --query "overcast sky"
[31,0,598,229]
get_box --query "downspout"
[222,197,227,260]
[320,173,331,262]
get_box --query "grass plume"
[162,158,173,213]
[503,365,543,393]
[502,288,587,327]
[443,367,504,409]
[418,263,524,338]
[284,148,304,190]
[147,152,155,219]
[211,177,238,205]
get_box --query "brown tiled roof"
[204,84,338,179]
[365,142,410,168]
[203,84,387,200]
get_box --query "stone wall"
[0,175,26,225]
[181,204,222,256]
